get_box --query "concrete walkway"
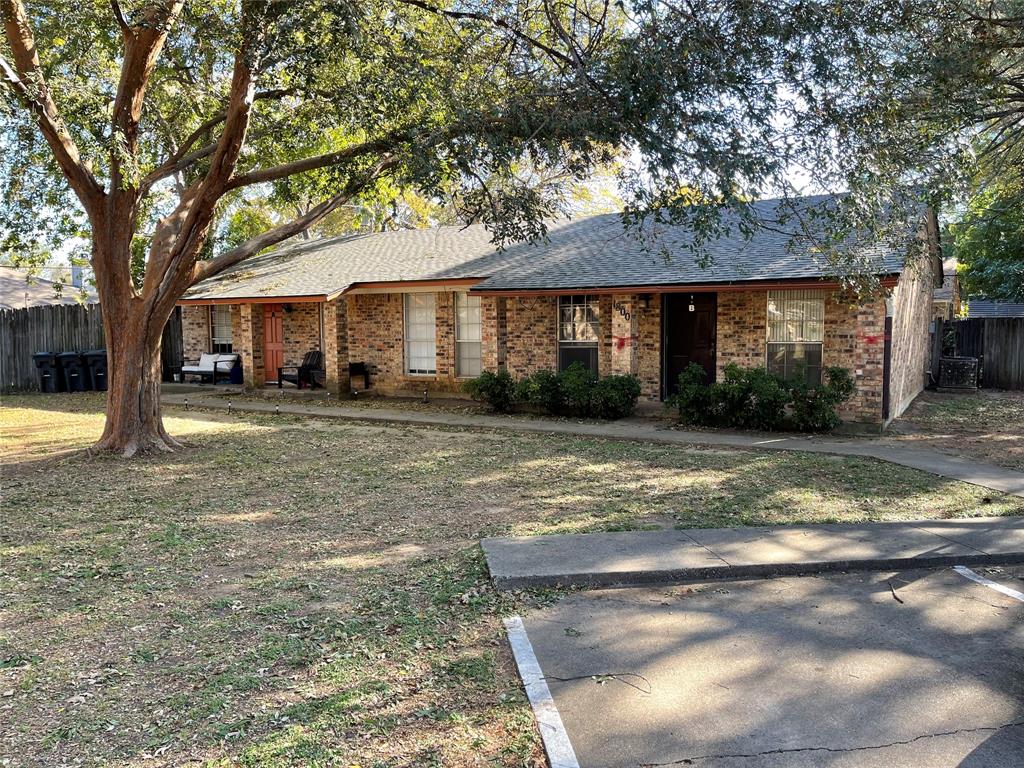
[162,392,1024,498]
[482,516,1024,589]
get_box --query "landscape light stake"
[423,386,429,403]
[227,400,232,415]
[275,403,280,416]
[184,398,189,411]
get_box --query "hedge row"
[668,362,856,432]
[463,363,642,419]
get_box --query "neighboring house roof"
[184,194,916,301]
[0,266,98,310]
[965,300,1024,318]
[934,275,956,302]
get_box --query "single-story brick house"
[180,194,941,427]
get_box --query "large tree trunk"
[91,241,183,457]
[92,314,181,457]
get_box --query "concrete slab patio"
[482,516,1024,590]
[161,392,1024,498]
[516,566,1024,767]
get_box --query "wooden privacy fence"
[0,304,183,393]
[933,317,1024,390]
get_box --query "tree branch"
[191,155,400,284]
[139,88,296,195]
[109,0,184,194]
[392,0,575,67]
[110,0,130,34]
[225,116,511,190]
[1,0,104,212]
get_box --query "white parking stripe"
[503,616,580,768]
[954,565,1024,602]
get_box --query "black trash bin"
[57,351,90,392]
[33,351,64,392]
[83,349,109,391]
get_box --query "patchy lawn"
[887,389,1024,471]
[1,394,1021,768]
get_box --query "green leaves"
[951,180,1024,302]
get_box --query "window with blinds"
[210,305,233,353]
[404,293,437,374]
[766,290,825,386]
[455,293,482,377]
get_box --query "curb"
[489,552,1024,591]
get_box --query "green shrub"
[462,369,517,412]
[668,363,715,425]
[591,374,642,419]
[668,363,854,433]
[466,365,642,420]
[558,362,598,416]
[719,364,789,430]
[787,367,856,432]
[515,369,565,414]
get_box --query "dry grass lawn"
[887,389,1024,471]
[2,393,1022,768]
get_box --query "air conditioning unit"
[938,357,978,391]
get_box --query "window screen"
[404,293,437,374]
[766,290,825,386]
[210,305,232,353]
[558,295,599,373]
[455,293,482,377]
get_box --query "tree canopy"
[3,0,1022,453]
[950,181,1024,302]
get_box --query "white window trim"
[455,292,483,378]
[404,293,437,376]
[210,305,233,352]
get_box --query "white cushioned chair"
[181,353,239,383]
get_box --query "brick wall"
[237,304,265,388]
[181,305,209,361]
[823,293,886,423]
[710,289,886,424]
[598,295,613,376]
[636,294,661,400]
[888,248,936,420]
[322,297,349,394]
[481,296,503,370]
[505,296,558,377]
[715,291,766,377]
[345,291,468,395]
[610,294,638,376]
[281,303,322,366]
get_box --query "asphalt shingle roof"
[184,194,911,301]
[965,300,1024,318]
[0,266,98,310]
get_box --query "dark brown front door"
[663,292,717,397]
[263,304,284,383]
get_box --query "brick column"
[481,296,507,372]
[610,294,639,375]
[435,291,455,381]
[322,298,350,394]
[238,303,265,389]
[599,295,613,376]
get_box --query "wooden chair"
[278,350,325,389]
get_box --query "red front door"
[263,304,285,383]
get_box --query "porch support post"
[322,297,350,395]
[611,294,639,375]
[239,304,265,389]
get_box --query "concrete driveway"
[512,566,1024,767]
